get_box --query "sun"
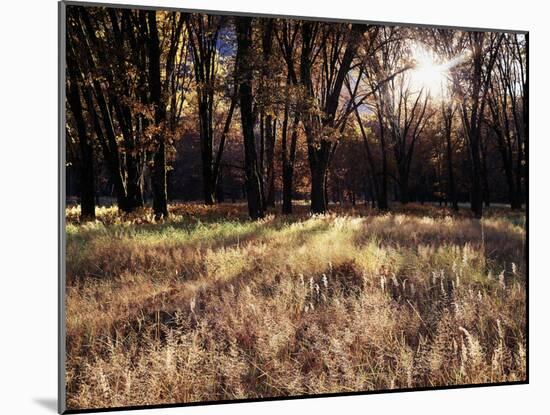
[409,46,450,100]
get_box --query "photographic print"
[60,1,528,412]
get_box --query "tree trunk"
[481,140,491,208]
[185,15,221,206]
[281,111,298,215]
[504,161,520,210]
[259,111,267,207]
[236,17,265,219]
[265,115,276,207]
[443,110,459,211]
[151,142,168,219]
[514,144,523,210]
[378,122,389,210]
[125,158,144,209]
[311,166,328,214]
[198,96,216,205]
[445,135,458,211]
[66,50,96,220]
[84,86,129,212]
[470,138,483,218]
[147,10,168,219]
[110,9,144,210]
[282,167,293,214]
[398,166,409,204]
[211,86,238,203]
[463,33,502,218]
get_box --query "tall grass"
[65,203,526,409]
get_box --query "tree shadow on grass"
[351,214,525,272]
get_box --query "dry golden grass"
[65,203,527,410]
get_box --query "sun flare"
[409,46,450,99]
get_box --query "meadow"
[65,203,526,409]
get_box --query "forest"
[64,4,527,411]
[65,6,527,220]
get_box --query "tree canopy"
[65,5,527,220]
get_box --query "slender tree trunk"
[282,111,299,215]
[84,86,129,211]
[324,169,330,208]
[125,159,144,209]
[504,162,519,210]
[463,33,502,218]
[110,9,144,210]
[488,106,520,210]
[216,167,225,203]
[259,111,266,207]
[265,115,276,207]
[480,140,491,208]
[260,20,276,208]
[354,106,382,209]
[466,93,483,218]
[398,166,409,204]
[282,166,293,214]
[212,90,238,200]
[514,143,523,209]
[185,15,221,206]
[199,98,216,205]
[66,51,96,220]
[147,10,168,219]
[151,142,168,218]
[236,17,265,219]
[378,121,389,210]
[445,126,458,211]
[509,145,523,210]
[366,174,377,208]
[470,136,483,218]
[281,108,291,214]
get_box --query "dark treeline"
[65,5,527,220]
